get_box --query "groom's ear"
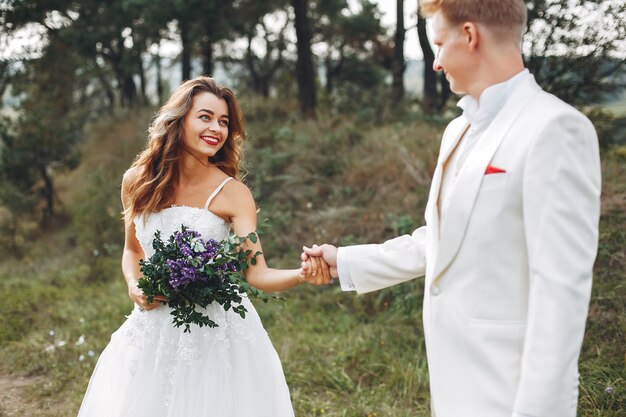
[462,22,479,52]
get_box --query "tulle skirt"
[77,298,294,417]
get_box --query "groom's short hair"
[421,0,527,43]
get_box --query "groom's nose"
[433,53,443,72]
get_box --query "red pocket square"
[485,165,506,175]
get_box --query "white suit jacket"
[337,75,601,417]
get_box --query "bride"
[77,76,328,417]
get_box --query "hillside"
[0,99,624,416]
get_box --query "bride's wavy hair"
[124,77,246,222]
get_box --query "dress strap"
[203,177,233,210]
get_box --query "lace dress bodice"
[134,206,230,257]
[134,176,234,255]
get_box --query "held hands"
[298,244,339,286]
[127,279,167,311]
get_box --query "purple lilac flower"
[179,244,193,258]
[168,231,226,288]
[202,247,217,261]
[174,229,202,258]
[207,239,219,252]
[167,258,203,288]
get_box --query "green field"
[0,100,624,416]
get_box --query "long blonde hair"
[124,77,245,221]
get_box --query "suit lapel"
[425,120,469,279]
[438,121,471,170]
[431,76,542,282]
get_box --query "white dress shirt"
[336,69,536,417]
[438,69,530,222]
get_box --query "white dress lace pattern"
[77,178,295,417]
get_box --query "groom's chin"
[448,82,464,96]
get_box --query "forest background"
[0,0,624,415]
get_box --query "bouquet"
[137,226,270,333]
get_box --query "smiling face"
[431,11,474,95]
[182,92,230,161]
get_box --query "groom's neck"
[466,46,525,101]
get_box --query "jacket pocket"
[480,173,508,190]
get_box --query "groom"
[302,0,601,416]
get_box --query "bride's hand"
[299,249,333,285]
[127,279,167,311]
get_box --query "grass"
[0,99,624,416]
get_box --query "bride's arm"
[121,169,166,310]
[226,180,323,292]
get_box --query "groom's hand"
[301,244,338,282]
[298,252,331,286]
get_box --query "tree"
[0,38,86,225]
[197,1,235,76]
[58,0,147,107]
[524,0,626,106]
[416,0,450,113]
[391,0,405,101]
[312,0,386,97]
[292,0,317,118]
[245,18,289,97]
[0,61,12,104]
[417,11,435,111]
[0,120,36,255]
[229,0,290,97]
[179,15,192,81]
[1,0,156,108]
[168,0,235,81]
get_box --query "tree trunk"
[96,71,115,114]
[439,72,451,110]
[325,56,334,94]
[392,0,405,101]
[292,0,316,118]
[417,12,437,113]
[202,40,213,76]
[138,54,148,105]
[39,164,54,225]
[155,52,163,104]
[122,74,137,107]
[0,61,10,105]
[260,77,270,97]
[246,33,262,95]
[108,49,135,108]
[180,18,192,81]
[9,215,22,258]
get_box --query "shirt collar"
[457,69,530,128]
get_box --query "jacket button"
[431,286,441,296]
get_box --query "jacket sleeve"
[337,226,427,294]
[514,109,601,417]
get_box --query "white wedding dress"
[77,178,295,417]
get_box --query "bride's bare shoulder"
[122,166,142,185]
[222,178,254,203]
[121,166,144,206]
[207,177,255,221]
[216,178,254,213]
